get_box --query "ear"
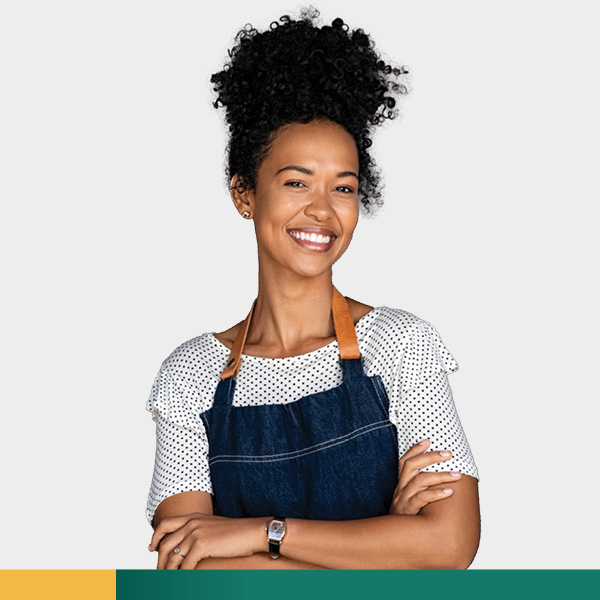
[230,174,255,217]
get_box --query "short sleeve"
[146,364,203,432]
[391,320,479,481]
[145,365,213,528]
[399,320,460,393]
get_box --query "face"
[232,118,360,280]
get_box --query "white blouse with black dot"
[145,306,479,527]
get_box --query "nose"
[304,188,335,221]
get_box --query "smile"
[288,229,336,253]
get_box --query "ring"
[174,547,186,558]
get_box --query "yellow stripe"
[0,570,115,600]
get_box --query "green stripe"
[117,570,600,600]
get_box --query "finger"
[150,514,195,552]
[398,438,430,470]
[398,450,453,488]
[402,471,462,496]
[156,530,188,570]
[411,486,455,511]
[180,548,204,570]
[389,481,455,516]
[167,533,205,571]
[389,471,461,515]
[163,549,186,570]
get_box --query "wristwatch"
[265,517,287,559]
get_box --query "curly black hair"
[210,5,411,217]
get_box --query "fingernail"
[148,544,152,551]
[450,471,461,477]
[440,451,451,457]
[418,438,429,445]
[443,488,453,494]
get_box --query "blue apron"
[199,286,399,520]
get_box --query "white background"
[1,0,598,569]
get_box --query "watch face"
[269,520,286,541]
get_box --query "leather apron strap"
[220,286,361,380]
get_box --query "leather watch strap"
[268,540,280,558]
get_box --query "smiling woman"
[233,118,360,272]
[145,4,480,570]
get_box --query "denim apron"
[199,286,399,520]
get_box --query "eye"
[336,185,355,194]
[284,181,305,188]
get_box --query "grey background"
[1,0,598,568]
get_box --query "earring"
[241,211,251,219]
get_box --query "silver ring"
[174,547,186,558]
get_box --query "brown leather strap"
[331,286,361,360]
[220,286,361,380]
[220,298,257,380]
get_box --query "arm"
[146,372,326,569]
[151,475,479,570]
[146,411,323,569]
[152,491,326,569]
[194,553,327,570]
[278,474,480,570]
[150,343,480,568]
[197,446,480,570]
[150,392,481,570]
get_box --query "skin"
[218,117,368,358]
[148,118,481,569]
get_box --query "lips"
[287,228,337,253]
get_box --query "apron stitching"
[208,420,394,465]
[373,375,399,447]
[200,414,211,437]
[209,418,388,459]
[371,375,390,415]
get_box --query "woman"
[146,6,480,569]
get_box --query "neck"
[249,267,336,356]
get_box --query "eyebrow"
[275,165,359,180]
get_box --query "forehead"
[263,119,359,168]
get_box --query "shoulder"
[159,333,219,372]
[146,331,230,427]
[153,332,228,402]
[363,303,435,342]
[359,304,458,383]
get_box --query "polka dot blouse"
[145,306,479,527]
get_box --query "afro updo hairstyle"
[210,5,411,218]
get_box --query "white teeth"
[289,230,332,244]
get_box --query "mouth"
[287,229,337,253]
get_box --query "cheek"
[341,203,360,232]
[255,188,293,216]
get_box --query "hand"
[148,512,270,570]
[388,438,462,515]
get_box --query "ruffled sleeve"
[391,318,479,481]
[146,364,203,433]
[145,363,213,527]
[399,319,459,393]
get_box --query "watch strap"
[269,540,281,559]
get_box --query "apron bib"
[199,286,399,520]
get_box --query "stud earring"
[241,211,251,219]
